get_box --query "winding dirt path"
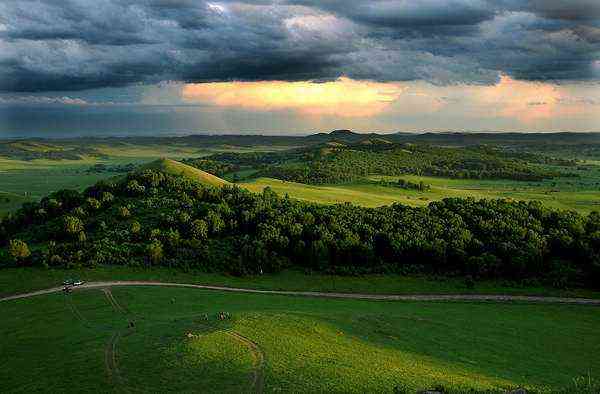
[2,280,600,305]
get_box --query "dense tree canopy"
[195,143,578,185]
[2,169,599,289]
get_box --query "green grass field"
[1,285,599,393]
[240,171,600,213]
[3,139,600,216]
[0,143,291,216]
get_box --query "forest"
[2,167,599,289]
[192,142,579,184]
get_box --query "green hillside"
[139,158,229,187]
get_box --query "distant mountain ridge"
[4,129,600,149]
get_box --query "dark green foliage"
[85,163,136,174]
[8,239,30,262]
[63,215,84,236]
[2,169,600,288]
[375,178,430,191]
[181,158,240,177]
[201,143,579,185]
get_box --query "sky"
[0,0,599,136]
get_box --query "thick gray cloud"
[0,0,598,92]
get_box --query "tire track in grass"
[102,288,136,389]
[105,331,123,384]
[62,289,128,388]
[225,331,266,394]
[196,320,266,393]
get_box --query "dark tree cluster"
[2,170,600,289]
[206,143,578,185]
[85,163,137,174]
[374,179,430,191]
[181,159,240,177]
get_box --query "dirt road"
[2,280,600,305]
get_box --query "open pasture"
[240,168,600,213]
[1,285,599,393]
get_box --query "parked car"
[62,279,85,286]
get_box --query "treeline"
[86,163,137,174]
[374,179,430,191]
[205,143,578,185]
[181,158,240,177]
[2,170,600,288]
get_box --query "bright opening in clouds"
[181,78,403,117]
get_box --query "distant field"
[0,142,296,215]
[3,138,600,215]
[240,169,600,213]
[1,285,598,392]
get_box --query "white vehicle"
[73,280,85,286]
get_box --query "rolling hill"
[139,158,229,187]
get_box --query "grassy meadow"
[1,285,599,393]
[0,141,295,216]
[239,167,600,213]
[3,138,600,215]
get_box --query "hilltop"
[139,158,229,187]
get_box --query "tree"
[147,241,163,264]
[100,192,114,204]
[119,206,131,218]
[86,197,102,210]
[131,221,141,234]
[190,219,208,240]
[126,180,146,195]
[63,215,84,235]
[9,239,30,261]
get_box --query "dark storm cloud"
[526,0,600,21]
[289,0,496,28]
[0,0,598,92]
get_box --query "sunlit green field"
[1,285,599,393]
[0,143,295,215]
[240,169,600,213]
[3,140,600,216]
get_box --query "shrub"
[8,239,31,261]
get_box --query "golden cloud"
[181,77,404,117]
